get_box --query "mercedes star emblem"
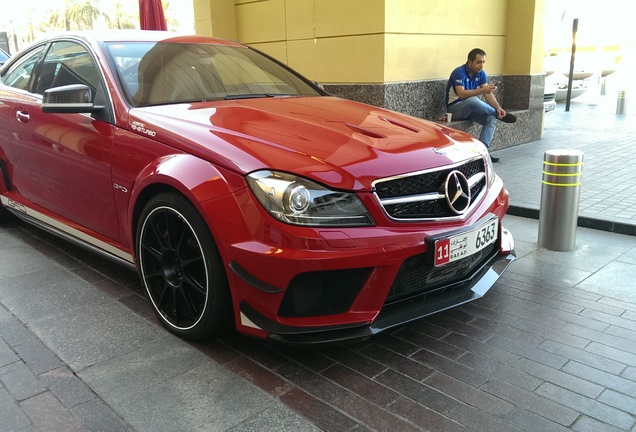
[444,170,471,214]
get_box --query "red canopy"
[139,0,167,31]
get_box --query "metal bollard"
[538,149,584,251]
[601,78,606,96]
[616,90,627,115]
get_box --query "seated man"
[445,48,516,162]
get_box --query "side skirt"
[1,197,135,271]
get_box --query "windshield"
[106,41,321,107]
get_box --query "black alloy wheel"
[136,192,232,340]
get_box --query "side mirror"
[42,84,103,113]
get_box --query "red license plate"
[434,218,498,266]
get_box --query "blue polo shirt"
[446,64,488,108]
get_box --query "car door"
[6,40,120,240]
[0,44,46,197]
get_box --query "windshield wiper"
[224,93,294,100]
[139,98,223,107]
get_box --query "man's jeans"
[447,97,497,147]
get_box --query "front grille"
[385,242,497,305]
[374,158,486,220]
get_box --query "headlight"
[486,152,496,187]
[246,171,374,227]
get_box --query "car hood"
[128,96,483,190]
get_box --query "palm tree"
[45,8,70,31]
[107,2,138,29]
[66,0,110,30]
[163,1,179,31]
[44,0,111,31]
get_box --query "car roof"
[46,30,246,48]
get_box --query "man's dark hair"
[467,48,486,62]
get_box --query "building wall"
[193,0,547,148]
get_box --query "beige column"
[193,0,237,40]
[504,0,546,75]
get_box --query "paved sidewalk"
[0,305,135,431]
[0,223,317,432]
[2,214,636,431]
[493,91,636,235]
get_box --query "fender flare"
[126,154,246,250]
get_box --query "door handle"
[16,110,30,123]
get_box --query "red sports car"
[0,31,515,343]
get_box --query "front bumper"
[238,227,515,344]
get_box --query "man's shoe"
[490,155,500,163]
[498,113,517,123]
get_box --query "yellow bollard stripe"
[543,161,583,167]
[542,171,582,177]
[541,180,581,186]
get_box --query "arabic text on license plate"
[434,218,498,267]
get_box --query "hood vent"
[345,123,387,139]
[378,116,420,134]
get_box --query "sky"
[0,0,194,53]
[544,0,633,48]
[543,0,634,89]
[2,0,194,29]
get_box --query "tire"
[0,203,10,222]
[136,192,233,340]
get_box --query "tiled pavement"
[494,89,636,235]
[2,212,636,432]
[1,90,636,431]
[0,221,317,432]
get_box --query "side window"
[33,41,102,97]
[1,45,46,92]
